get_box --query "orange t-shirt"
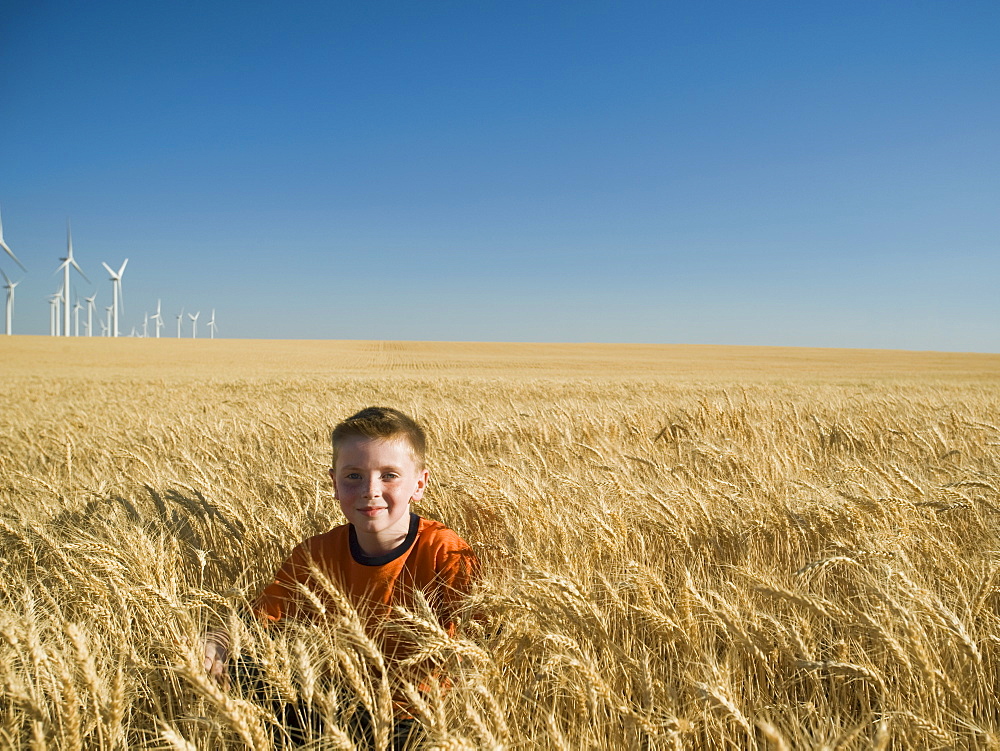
[255,513,478,655]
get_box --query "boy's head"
[331,407,427,470]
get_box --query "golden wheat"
[0,339,997,748]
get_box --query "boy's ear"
[412,468,429,501]
[328,468,338,498]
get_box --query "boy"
[204,407,479,746]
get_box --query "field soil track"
[2,335,998,380]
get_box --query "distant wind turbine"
[105,305,113,337]
[176,308,184,338]
[142,313,148,338]
[59,221,90,336]
[74,297,83,337]
[101,259,128,337]
[1,269,20,335]
[85,294,96,337]
[207,309,217,339]
[51,285,66,336]
[151,299,164,338]
[49,294,60,336]
[0,206,27,272]
[188,311,200,339]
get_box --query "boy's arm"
[201,541,312,684]
[253,539,320,622]
[435,544,480,634]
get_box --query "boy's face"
[330,436,428,541]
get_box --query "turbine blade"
[0,239,27,272]
[102,262,115,277]
[118,258,128,277]
[71,258,90,283]
[0,207,27,272]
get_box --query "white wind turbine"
[0,206,27,273]
[105,305,113,337]
[176,308,184,338]
[142,313,148,338]
[85,294,96,337]
[207,309,217,339]
[188,310,200,339]
[151,299,164,338]
[51,284,66,336]
[59,221,90,336]
[73,297,83,337]
[101,259,128,337]
[1,269,20,335]
[49,294,60,336]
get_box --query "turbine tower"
[0,206,27,272]
[188,311,200,339]
[51,285,65,336]
[49,294,60,336]
[59,221,90,336]
[1,269,20,335]
[73,297,83,337]
[151,299,163,338]
[105,305,113,337]
[85,294,96,337]
[176,308,184,338]
[207,309,217,339]
[101,259,128,337]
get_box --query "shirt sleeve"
[431,535,480,634]
[254,543,311,622]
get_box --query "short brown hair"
[331,407,427,469]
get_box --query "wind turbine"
[142,313,148,338]
[0,206,27,272]
[188,311,200,339]
[74,297,83,337]
[176,308,184,338]
[105,305,113,337]
[151,299,163,338]
[51,284,65,336]
[1,269,20,335]
[58,221,90,336]
[207,309,217,339]
[101,259,128,337]
[49,294,60,336]
[85,294,96,337]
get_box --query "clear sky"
[1,1,997,351]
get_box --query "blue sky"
[1,1,997,350]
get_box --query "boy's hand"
[203,636,230,689]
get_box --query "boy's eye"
[346,472,362,480]
[382,473,399,480]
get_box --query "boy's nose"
[362,478,381,497]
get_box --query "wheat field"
[1,337,998,749]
